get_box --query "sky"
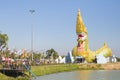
[0,0,120,57]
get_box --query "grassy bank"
[0,63,120,80]
[31,62,120,76]
[0,73,29,80]
[31,63,103,76]
[0,65,30,80]
[0,63,103,80]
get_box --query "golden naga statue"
[72,9,112,62]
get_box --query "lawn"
[0,63,120,80]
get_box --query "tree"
[46,48,59,59]
[0,32,8,64]
[53,52,59,59]
[0,33,8,48]
[33,52,42,60]
[3,47,10,58]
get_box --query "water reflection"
[35,70,120,80]
[76,70,91,80]
[76,70,120,80]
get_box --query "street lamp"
[29,10,35,61]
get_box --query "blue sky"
[0,0,120,56]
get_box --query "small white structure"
[109,55,117,63]
[55,56,66,64]
[96,54,117,64]
[55,51,74,64]
[96,54,108,64]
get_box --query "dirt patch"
[101,62,120,70]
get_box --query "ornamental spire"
[76,9,87,34]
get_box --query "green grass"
[31,64,103,76]
[0,63,104,80]
[0,73,29,80]
[1,62,120,80]
[31,64,78,76]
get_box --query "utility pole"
[29,10,35,61]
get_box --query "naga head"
[76,9,88,51]
[72,9,89,58]
[77,32,87,43]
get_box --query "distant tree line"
[0,32,59,65]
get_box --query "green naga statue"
[72,9,112,62]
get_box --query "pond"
[34,70,120,80]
